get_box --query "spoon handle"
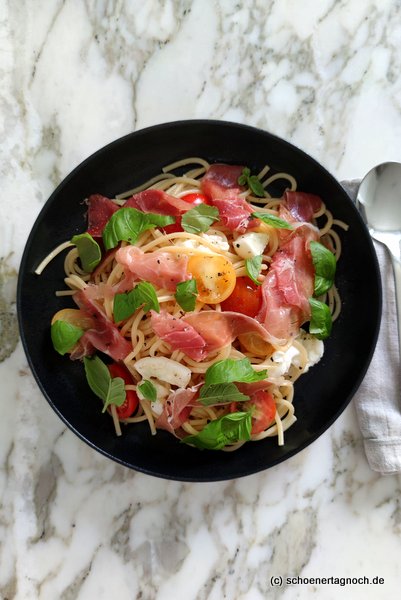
[389,251,401,355]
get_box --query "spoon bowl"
[357,161,401,352]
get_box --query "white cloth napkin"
[343,180,401,474]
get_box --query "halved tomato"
[246,390,276,434]
[220,277,262,317]
[108,363,139,420]
[187,254,236,304]
[181,192,211,206]
[51,308,95,330]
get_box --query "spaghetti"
[41,158,348,451]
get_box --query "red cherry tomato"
[161,216,183,234]
[108,363,139,420]
[246,390,276,434]
[182,192,211,205]
[220,277,262,317]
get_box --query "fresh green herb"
[113,281,160,322]
[51,320,84,355]
[138,380,157,402]
[309,298,332,340]
[204,357,267,385]
[245,255,263,286]
[175,279,198,312]
[181,411,252,450]
[310,241,337,296]
[71,232,102,273]
[251,211,293,230]
[181,204,220,235]
[237,167,251,185]
[103,207,175,250]
[199,383,250,406]
[83,355,126,412]
[238,167,266,198]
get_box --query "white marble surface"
[1,1,401,598]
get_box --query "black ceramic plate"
[17,120,381,481]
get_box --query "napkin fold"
[342,180,401,474]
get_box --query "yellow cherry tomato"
[238,332,274,358]
[51,308,95,330]
[187,255,236,304]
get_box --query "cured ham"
[209,194,254,233]
[73,287,131,360]
[125,189,192,217]
[201,164,252,232]
[87,194,119,237]
[283,191,322,223]
[257,225,318,343]
[155,387,199,435]
[116,246,190,291]
[184,310,272,354]
[201,163,245,196]
[150,311,207,361]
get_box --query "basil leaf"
[181,411,252,450]
[245,255,263,286]
[71,232,102,273]
[237,168,266,198]
[51,320,84,355]
[102,377,126,413]
[103,207,175,250]
[138,380,157,402]
[251,211,293,230]
[310,241,337,296]
[181,204,220,235]
[175,279,198,312]
[83,356,126,412]
[205,357,267,385]
[309,298,332,340]
[248,175,266,198]
[114,281,160,322]
[199,382,250,406]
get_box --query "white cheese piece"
[296,330,324,372]
[268,345,300,378]
[201,231,230,251]
[134,357,191,388]
[233,232,270,259]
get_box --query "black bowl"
[17,120,381,481]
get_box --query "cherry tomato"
[246,390,276,434]
[238,333,273,358]
[220,277,262,317]
[51,308,95,330]
[108,363,139,419]
[181,192,211,206]
[187,254,236,304]
[161,216,183,234]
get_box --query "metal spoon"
[356,161,401,352]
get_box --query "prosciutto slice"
[283,191,322,223]
[150,310,207,361]
[73,286,131,360]
[124,189,192,217]
[201,164,253,232]
[183,310,272,354]
[87,194,119,237]
[256,225,318,343]
[155,387,199,435]
[201,164,245,196]
[115,246,190,291]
